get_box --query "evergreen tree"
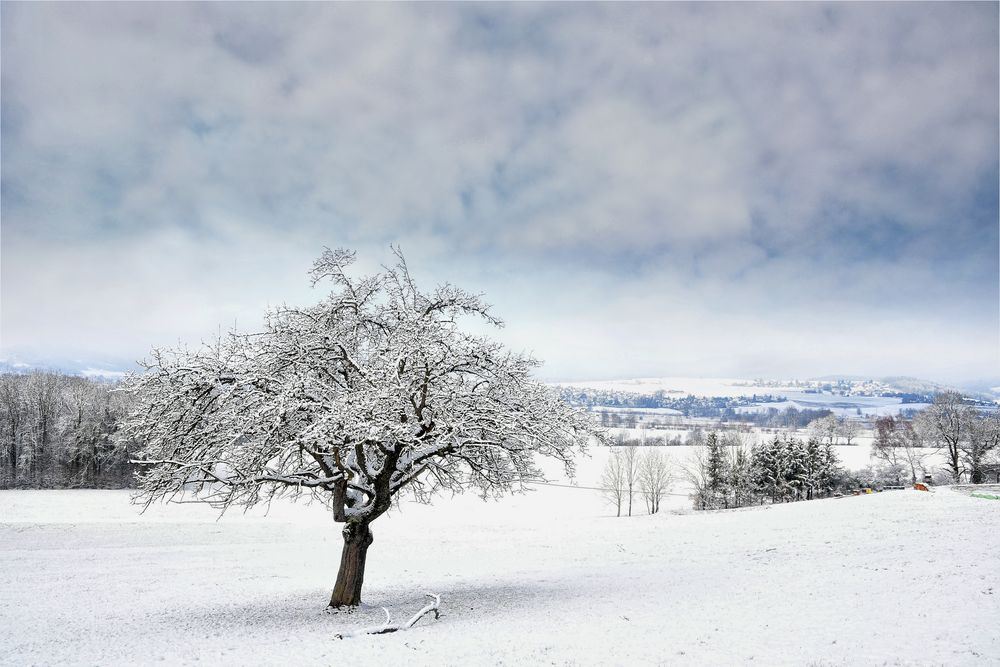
[728,445,755,508]
[818,443,841,495]
[752,437,782,503]
[705,432,730,508]
[802,438,824,500]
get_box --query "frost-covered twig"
[334,594,441,639]
[401,593,441,629]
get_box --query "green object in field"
[970,493,1000,501]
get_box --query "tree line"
[878,392,1000,484]
[599,430,847,514]
[685,431,845,510]
[598,406,835,430]
[600,446,674,516]
[0,372,134,489]
[725,406,835,429]
[562,387,786,417]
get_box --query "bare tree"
[965,412,1000,484]
[0,372,133,489]
[23,372,64,487]
[121,248,600,608]
[683,444,711,510]
[895,420,927,484]
[599,448,626,517]
[622,445,639,516]
[0,374,26,487]
[808,415,839,446]
[872,416,901,467]
[638,448,673,514]
[873,416,928,484]
[837,417,859,446]
[916,392,976,483]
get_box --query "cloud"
[1,3,997,383]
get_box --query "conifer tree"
[705,432,730,508]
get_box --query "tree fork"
[330,521,374,607]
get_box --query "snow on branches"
[121,247,601,605]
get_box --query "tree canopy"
[122,247,600,605]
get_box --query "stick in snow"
[335,594,441,639]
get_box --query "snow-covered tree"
[684,443,712,510]
[705,432,730,507]
[895,420,927,484]
[121,248,600,607]
[751,437,783,502]
[915,392,975,483]
[638,448,673,514]
[0,372,133,489]
[750,435,840,503]
[802,438,824,500]
[781,437,808,500]
[728,445,755,507]
[622,444,639,516]
[873,416,929,484]
[600,448,627,517]
[965,412,1000,484]
[0,374,26,487]
[818,442,842,495]
[722,430,756,508]
[872,416,901,466]
[836,417,859,446]
[808,414,840,446]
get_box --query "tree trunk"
[329,521,374,607]
[947,442,961,482]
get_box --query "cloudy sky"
[2,2,997,384]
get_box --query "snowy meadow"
[2,453,998,666]
[3,3,998,664]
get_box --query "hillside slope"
[1,486,996,665]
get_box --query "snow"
[2,470,997,665]
[733,394,931,418]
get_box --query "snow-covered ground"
[734,392,931,418]
[2,476,997,666]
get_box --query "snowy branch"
[334,594,442,639]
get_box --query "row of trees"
[565,388,783,415]
[598,431,846,514]
[806,414,860,445]
[871,415,927,484]
[600,446,674,516]
[909,392,999,483]
[0,372,133,489]
[808,397,1000,485]
[612,431,684,447]
[685,432,844,509]
[725,406,835,429]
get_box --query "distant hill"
[0,354,137,381]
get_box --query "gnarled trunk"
[329,521,373,607]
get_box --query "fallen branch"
[335,594,441,639]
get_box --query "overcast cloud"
[2,2,997,384]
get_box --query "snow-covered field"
[735,392,931,418]
[2,467,997,666]
[560,376,935,417]
[558,376,799,398]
